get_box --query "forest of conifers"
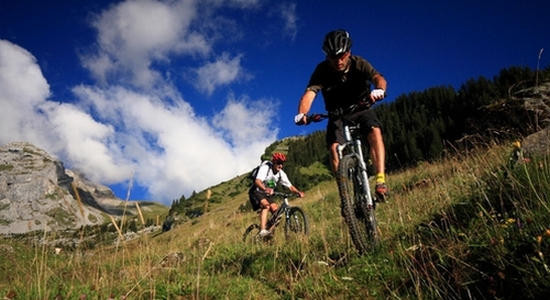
[173,65,549,212]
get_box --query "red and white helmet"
[271,152,287,164]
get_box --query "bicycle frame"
[304,104,380,253]
[267,195,290,229]
[268,192,308,233]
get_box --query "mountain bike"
[243,192,308,243]
[305,103,380,254]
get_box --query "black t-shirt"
[306,55,381,112]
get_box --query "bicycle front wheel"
[284,207,308,238]
[337,155,379,254]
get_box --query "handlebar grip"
[305,113,328,124]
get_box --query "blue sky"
[1,0,548,205]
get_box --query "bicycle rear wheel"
[243,224,261,243]
[337,155,379,254]
[284,207,308,238]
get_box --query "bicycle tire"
[337,155,379,254]
[243,224,261,243]
[284,206,308,238]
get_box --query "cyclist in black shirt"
[295,29,388,201]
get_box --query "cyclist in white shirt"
[249,153,305,236]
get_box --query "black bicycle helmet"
[322,29,352,56]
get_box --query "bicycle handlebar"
[272,191,301,198]
[300,101,373,125]
[304,113,328,125]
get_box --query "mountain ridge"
[0,141,167,235]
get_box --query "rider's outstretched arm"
[295,90,317,125]
[289,185,305,198]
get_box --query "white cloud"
[47,102,135,182]
[80,0,252,96]
[212,95,278,147]
[227,0,262,9]
[192,53,245,95]
[0,0,296,205]
[0,37,276,204]
[70,84,274,202]
[279,2,299,40]
[82,0,210,89]
[0,40,52,147]
[0,40,50,103]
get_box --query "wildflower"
[509,140,524,169]
[544,229,550,237]
[537,236,542,244]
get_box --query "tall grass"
[1,143,549,299]
[391,146,550,299]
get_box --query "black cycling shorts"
[248,188,274,211]
[325,108,383,147]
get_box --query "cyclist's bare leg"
[329,142,340,176]
[366,126,388,200]
[365,127,385,177]
[266,203,279,231]
[259,199,270,230]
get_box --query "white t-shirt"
[255,163,292,189]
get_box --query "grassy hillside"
[1,142,550,299]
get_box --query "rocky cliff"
[0,142,126,234]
